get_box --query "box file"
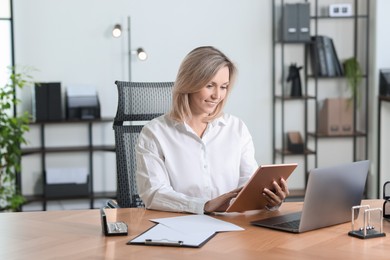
[287,131,304,153]
[318,98,353,135]
[33,82,62,121]
[281,3,310,42]
[379,69,390,96]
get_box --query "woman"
[136,46,288,214]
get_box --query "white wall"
[14,0,276,195]
[370,0,390,198]
[13,0,388,198]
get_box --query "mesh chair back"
[113,81,173,207]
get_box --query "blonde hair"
[170,46,237,123]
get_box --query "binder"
[379,69,390,96]
[310,36,328,76]
[339,99,353,134]
[322,36,343,76]
[323,36,336,76]
[47,82,62,120]
[318,98,340,135]
[33,83,48,121]
[33,82,62,121]
[287,131,304,153]
[282,4,298,42]
[330,38,344,76]
[297,3,310,41]
[310,36,342,77]
[282,3,310,42]
[318,98,353,135]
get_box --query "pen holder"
[100,207,128,236]
[348,205,386,239]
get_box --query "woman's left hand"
[262,178,289,208]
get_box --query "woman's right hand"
[203,187,242,213]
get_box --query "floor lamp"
[113,17,148,81]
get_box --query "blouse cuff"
[264,202,282,211]
[188,198,209,214]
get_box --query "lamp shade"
[137,48,148,61]
[112,24,122,38]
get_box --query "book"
[310,36,343,77]
[310,36,327,76]
[322,36,337,76]
[322,36,343,76]
[329,38,344,76]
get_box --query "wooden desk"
[0,200,389,259]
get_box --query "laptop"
[251,160,369,233]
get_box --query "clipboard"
[127,223,216,248]
[128,215,243,248]
[226,163,297,212]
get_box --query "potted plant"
[343,57,363,106]
[0,67,33,211]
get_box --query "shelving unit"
[272,0,369,191]
[377,96,390,198]
[20,118,115,210]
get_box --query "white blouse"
[136,113,258,214]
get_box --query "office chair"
[111,81,173,208]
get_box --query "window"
[0,0,13,88]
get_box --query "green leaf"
[0,65,36,211]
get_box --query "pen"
[145,239,184,246]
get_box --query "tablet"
[225,163,298,213]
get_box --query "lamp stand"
[127,16,131,81]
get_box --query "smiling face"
[188,66,230,118]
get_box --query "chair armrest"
[105,199,120,208]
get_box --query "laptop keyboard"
[274,219,300,229]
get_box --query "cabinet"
[20,118,115,210]
[377,96,390,198]
[272,0,369,191]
